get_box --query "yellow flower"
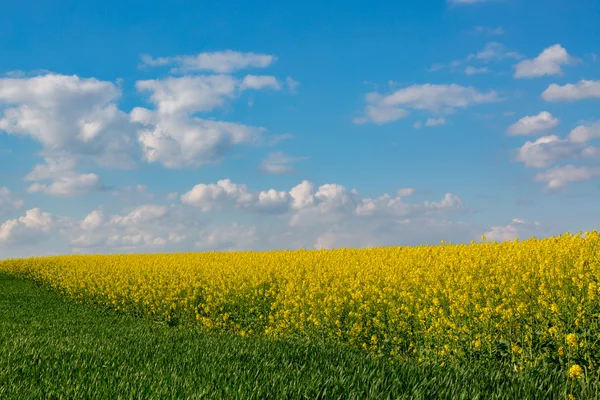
[569,364,584,379]
[566,333,578,348]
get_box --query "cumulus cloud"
[240,75,281,90]
[27,173,104,197]
[534,165,600,190]
[259,152,307,174]
[515,135,596,168]
[66,204,197,250]
[354,84,500,124]
[507,111,558,135]
[135,75,238,115]
[132,109,264,168]
[514,44,579,78]
[541,80,600,101]
[483,218,545,242]
[131,72,290,168]
[0,208,57,245]
[181,179,464,231]
[140,50,276,74]
[515,121,600,168]
[0,74,136,174]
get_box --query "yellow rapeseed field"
[1,231,599,373]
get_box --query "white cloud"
[0,74,136,177]
[464,66,489,75]
[515,121,600,168]
[140,50,276,74]
[355,84,499,124]
[132,72,290,168]
[567,121,600,143]
[67,205,197,250]
[135,75,238,115]
[516,135,596,168]
[541,80,600,101]
[259,152,307,174]
[0,187,24,215]
[80,210,105,230]
[483,218,544,242]
[425,117,446,127]
[110,205,169,226]
[0,208,57,245]
[181,179,464,234]
[431,42,520,73]
[132,109,264,168]
[534,165,600,190]
[514,44,579,78]
[240,75,281,90]
[27,173,103,197]
[507,111,558,135]
[468,42,522,62]
[181,179,289,214]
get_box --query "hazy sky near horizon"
[1,0,599,258]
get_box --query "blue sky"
[1,0,599,257]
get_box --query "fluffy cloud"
[507,111,558,135]
[131,71,290,168]
[534,165,600,190]
[514,44,578,78]
[512,121,600,189]
[140,50,276,74]
[515,135,596,168]
[181,179,464,231]
[132,109,264,168]
[27,173,103,197]
[0,208,57,245]
[136,76,238,114]
[66,205,196,250]
[515,121,600,168]
[259,152,307,174]
[483,218,545,242]
[541,80,600,101]
[181,179,289,214]
[355,84,500,125]
[0,74,136,174]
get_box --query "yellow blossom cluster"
[1,231,599,369]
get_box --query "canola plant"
[1,231,599,375]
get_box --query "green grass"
[0,273,597,399]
